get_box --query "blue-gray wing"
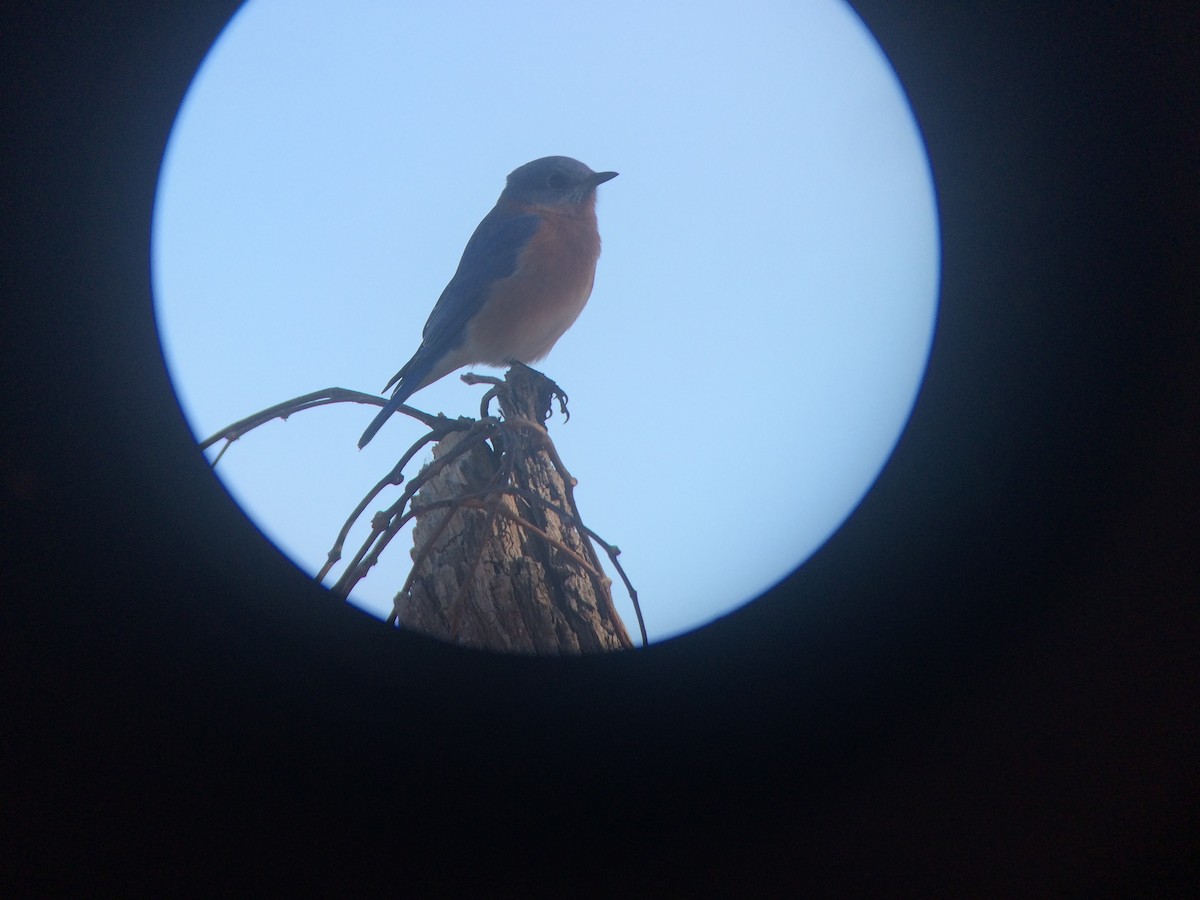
[358,207,540,448]
[382,208,540,394]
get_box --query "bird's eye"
[546,172,568,190]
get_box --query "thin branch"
[332,418,499,598]
[199,386,445,457]
[315,421,466,582]
[462,372,504,420]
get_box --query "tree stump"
[394,367,633,653]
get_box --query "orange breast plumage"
[463,206,602,365]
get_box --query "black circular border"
[4,1,1196,892]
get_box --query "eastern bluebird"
[358,156,618,448]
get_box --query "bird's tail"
[357,356,434,448]
[357,392,406,448]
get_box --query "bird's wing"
[382,208,540,394]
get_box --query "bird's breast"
[464,207,603,365]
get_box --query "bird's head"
[502,156,618,208]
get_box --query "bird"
[357,156,618,448]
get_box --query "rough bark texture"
[394,367,632,653]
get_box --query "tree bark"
[394,367,633,653]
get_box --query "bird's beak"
[592,171,619,186]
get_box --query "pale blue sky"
[153,0,939,644]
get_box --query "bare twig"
[462,372,504,420]
[331,417,499,598]
[200,386,444,460]
[315,419,469,582]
